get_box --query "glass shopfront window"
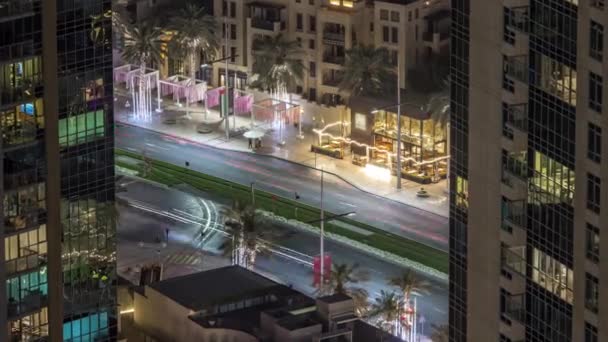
[371,109,448,183]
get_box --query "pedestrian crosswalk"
[163,252,203,266]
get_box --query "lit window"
[535,54,577,106]
[58,109,106,147]
[530,151,575,204]
[455,176,468,209]
[531,248,573,303]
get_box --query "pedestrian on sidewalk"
[248,138,253,149]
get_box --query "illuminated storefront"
[371,108,447,183]
[347,94,449,184]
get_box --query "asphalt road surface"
[116,124,449,251]
[116,178,448,338]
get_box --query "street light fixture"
[310,169,357,289]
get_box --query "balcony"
[0,0,35,22]
[503,6,529,55]
[504,103,527,132]
[503,55,528,84]
[250,18,285,31]
[501,245,526,277]
[502,199,526,229]
[248,2,286,32]
[322,54,345,65]
[501,152,528,192]
[323,31,345,44]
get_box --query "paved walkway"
[114,87,449,217]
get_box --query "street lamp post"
[396,57,402,190]
[319,169,325,288]
[224,15,231,141]
[372,99,425,191]
[307,171,356,292]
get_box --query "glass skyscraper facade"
[1,0,116,340]
[450,0,606,341]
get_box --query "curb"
[116,120,449,219]
[262,211,448,282]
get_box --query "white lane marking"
[339,201,357,208]
[145,142,170,151]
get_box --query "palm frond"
[122,21,164,67]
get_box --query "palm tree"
[220,201,281,268]
[339,45,395,98]
[368,290,402,336]
[428,79,450,129]
[251,34,305,94]
[168,3,219,80]
[430,324,449,342]
[324,262,370,316]
[389,269,430,304]
[122,21,164,114]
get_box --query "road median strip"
[114,148,448,275]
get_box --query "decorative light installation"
[313,121,451,167]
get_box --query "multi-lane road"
[115,124,449,251]
[116,178,448,338]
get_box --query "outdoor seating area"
[311,133,345,159]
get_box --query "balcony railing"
[504,293,525,323]
[502,154,528,186]
[251,18,284,31]
[323,32,345,43]
[322,77,342,87]
[503,199,526,228]
[501,245,526,277]
[503,55,528,83]
[505,103,527,132]
[322,54,345,65]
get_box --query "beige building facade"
[212,0,448,106]
[449,1,608,342]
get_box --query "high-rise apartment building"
[210,0,449,106]
[450,0,606,341]
[1,0,116,340]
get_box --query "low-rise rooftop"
[149,265,295,311]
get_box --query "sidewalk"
[114,87,449,217]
